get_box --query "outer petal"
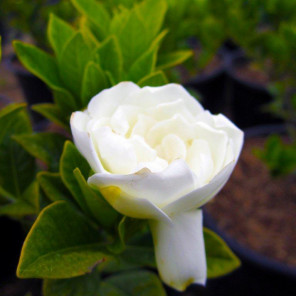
[163,161,236,216]
[70,111,106,173]
[88,159,197,208]
[125,84,204,116]
[87,82,140,118]
[149,209,206,291]
[88,185,171,223]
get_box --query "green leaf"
[17,201,110,278]
[13,41,62,90]
[128,46,158,82]
[114,0,167,70]
[95,36,123,83]
[0,181,39,218]
[60,141,91,214]
[73,168,118,228]
[204,228,241,278]
[14,132,67,171]
[79,16,100,49]
[103,270,166,296]
[71,0,110,40]
[37,172,70,202]
[52,87,78,116]
[81,61,109,107]
[157,50,193,70]
[0,104,35,199]
[32,104,68,130]
[138,71,168,87]
[100,245,156,273]
[48,14,76,56]
[43,269,101,296]
[59,32,93,102]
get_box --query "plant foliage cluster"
[0,0,241,294]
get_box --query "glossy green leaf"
[81,62,109,107]
[103,270,166,296]
[100,245,156,273]
[157,50,193,70]
[95,36,123,83]
[14,132,67,172]
[59,32,92,101]
[43,269,101,296]
[48,14,76,56]
[138,71,168,87]
[13,42,62,90]
[0,104,35,199]
[71,0,110,40]
[60,141,91,214]
[127,46,157,82]
[0,180,39,218]
[73,168,118,228]
[204,228,241,278]
[37,172,70,202]
[32,104,68,130]
[17,201,110,278]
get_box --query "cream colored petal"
[163,161,236,216]
[130,114,157,138]
[125,84,203,116]
[149,209,206,291]
[92,126,137,174]
[87,82,140,118]
[186,139,214,186]
[135,157,168,173]
[70,111,106,173]
[130,135,157,162]
[87,185,171,222]
[147,114,195,147]
[88,159,197,208]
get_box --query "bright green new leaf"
[81,61,109,107]
[157,50,193,70]
[71,0,110,40]
[0,180,39,218]
[138,71,168,87]
[60,141,91,215]
[48,14,76,56]
[127,46,158,82]
[17,201,110,278]
[103,270,166,296]
[43,269,101,296]
[73,168,118,229]
[14,132,67,172]
[32,104,68,129]
[13,42,62,90]
[0,104,35,199]
[59,32,93,102]
[37,172,70,202]
[79,16,100,49]
[95,36,123,83]
[204,228,241,278]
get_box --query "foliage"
[0,0,76,47]
[254,135,296,177]
[14,0,193,128]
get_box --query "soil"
[205,136,296,267]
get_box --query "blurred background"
[0,0,295,295]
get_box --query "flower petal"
[87,82,140,118]
[88,159,197,208]
[163,161,236,216]
[149,209,206,291]
[70,111,106,173]
[88,184,170,222]
[125,84,204,116]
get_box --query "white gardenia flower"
[70,82,244,291]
